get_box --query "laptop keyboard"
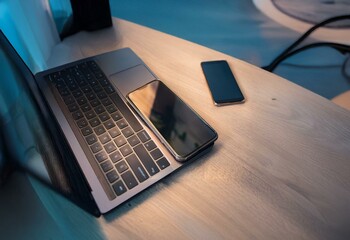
[47,60,170,199]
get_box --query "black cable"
[263,15,350,71]
[281,63,341,69]
[265,42,350,72]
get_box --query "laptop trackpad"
[109,64,156,98]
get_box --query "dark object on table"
[60,0,112,39]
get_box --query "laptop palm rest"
[94,47,156,97]
[108,64,157,97]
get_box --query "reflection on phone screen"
[129,81,217,159]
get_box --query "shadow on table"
[103,143,221,222]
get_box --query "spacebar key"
[134,144,160,176]
[110,92,143,132]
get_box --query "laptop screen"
[0,30,70,192]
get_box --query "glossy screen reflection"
[128,81,217,160]
[0,36,70,194]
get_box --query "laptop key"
[110,150,122,163]
[156,157,170,170]
[134,144,159,176]
[122,127,133,138]
[91,142,102,153]
[85,110,96,120]
[127,135,140,147]
[68,103,79,112]
[94,105,105,114]
[95,151,108,162]
[49,72,60,82]
[121,171,138,190]
[89,117,101,127]
[99,112,110,122]
[89,79,99,86]
[58,87,70,96]
[72,110,83,120]
[99,133,111,144]
[76,96,87,106]
[85,73,94,81]
[99,78,110,87]
[150,149,163,160]
[81,86,92,93]
[77,118,88,128]
[104,142,117,154]
[72,90,83,98]
[53,80,63,88]
[137,130,151,143]
[86,92,96,101]
[90,99,101,107]
[105,85,115,94]
[81,126,93,136]
[94,125,106,135]
[101,98,112,106]
[106,170,119,183]
[97,91,107,99]
[112,180,127,196]
[78,79,88,87]
[106,104,117,114]
[63,95,75,105]
[114,135,127,147]
[94,71,104,79]
[104,119,115,130]
[63,74,74,83]
[67,82,78,91]
[108,127,120,138]
[115,160,129,173]
[55,82,66,89]
[120,144,132,157]
[86,134,97,145]
[93,85,103,93]
[81,103,92,112]
[116,119,128,129]
[144,140,156,151]
[101,160,113,172]
[111,111,122,121]
[125,154,149,182]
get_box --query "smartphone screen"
[201,60,245,105]
[127,80,217,161]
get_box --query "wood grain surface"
[38,18,350,240]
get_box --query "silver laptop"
[0,30,214,215]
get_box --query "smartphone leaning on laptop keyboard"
[127,80,218,162]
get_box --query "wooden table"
[6,18,350,239]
